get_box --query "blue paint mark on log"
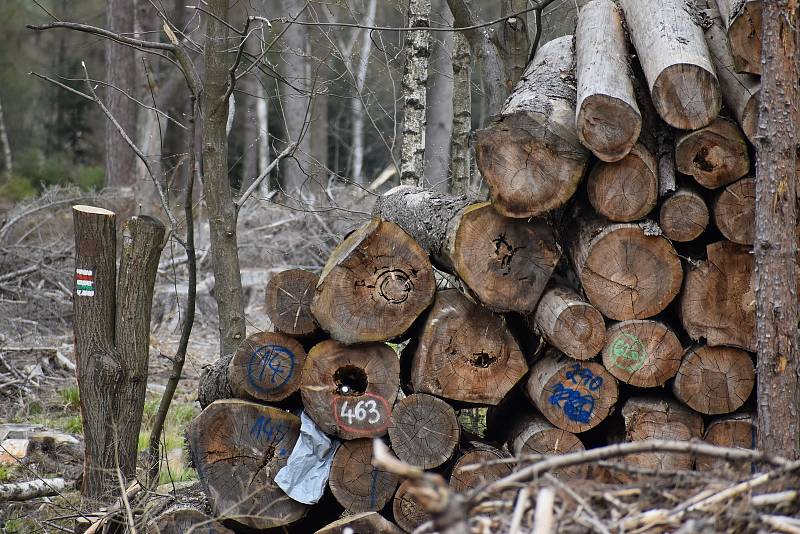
[247,344,295,393]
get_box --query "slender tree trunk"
[256,81,270,194]
[423,0,454,190]
[450,32,472,195]
[105,0,138,188]
[0,93,11,177]
[755,0,799,459]
[351,0,378,184]
[400,0,432,186]
[201,0,246,356]
[240,36,261,192]
[499,0,530,92]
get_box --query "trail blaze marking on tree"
[247,344,295,393]
[610,332,647,372]
[333,393,391,435]
[75,268,95,297]
[548,363,604,423]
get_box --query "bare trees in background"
[0,93,11,177]
[424,0,455,190]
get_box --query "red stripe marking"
[76,274,94,281]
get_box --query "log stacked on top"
[184,0,765,530]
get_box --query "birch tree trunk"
[423,0,454,190]
[400,0,432,186]
[351,0,377,184]
[450,32,472,195]
[0,93,11,176]
[256,82,270,194]
[754,0,799,459]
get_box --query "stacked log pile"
[184,0,766,531]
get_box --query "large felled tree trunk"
[400,0,431,186]
[754,0,799,459]
[201,0,246,357]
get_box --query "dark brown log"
[675,117,750,190]
[530,285,606,361]
[449,445,512,494]
[186,400,308,530]
[697,412,756,473]
[621,396,703,471]
[673,344,755,415]
[197,354,233,409]
[265,268,320,337]
[311,218,435,344]
[228,331,307,403]
[146,508,234,534]
[300,340,400,440]
[388,393,460,470]
[508,414,587,479]
[474,35,590,218]
[409,289,528,405]
[375,189,561,314]
[713,177,755,245]
[602,320,683,388]
[315,512,404,534]
[715,0,762,75]
[586,143,659,222]
[393,479,431,533]
[575,0,641,162]
[659,187,709,242]
[568,218,683,321]
[620,0,721,130]
[328,439,400,513]
[681,241,755,351]
[525,350,619,433]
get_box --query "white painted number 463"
[340,399,381,425]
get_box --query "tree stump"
[328,439,400,513]
[311,218,435,344]
[659,188,709,242]
[265,269,320,337]
[449,445,512,494]
[602,320,683,387]
[474,35,590,218]
[508,414,587,479]
[681,241,755,351]
[186,400,308,530]
[620,0,721,130]
[226,331,307,403]
[675,117,750,190]
[530,285,606,361]
[388,393,460,470]
[697,413,756,473]
[672,344,755,415]
[568,218,683,321]
[525,350,619,433]
[714,177,755,245]
[575,0,641,162]
[409,289,528,405]
[315,513,403,534]
[146,508,234,534]
[393,479,431,533]
[586,143,659,222]
[715,0,762,75]
[300,340,400,439]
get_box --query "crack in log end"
[469,352,498,368]
[375,268,413,304]
[492,233,525,275]
[334,365,369,396]
[693,145,716,172]
[248,443,277,487]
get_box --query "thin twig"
[235,143,297,212]
[27,22,175,50]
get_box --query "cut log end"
[328,439,400,514]
[265,269,320,337]
[673,344,755,415]
[315,512,404,534]
[229,331,307,402]
[532,285,606,361]
[714,177,755,245]
[393,479,431,533]
[675,118,750,189]
[449,446,512,494]
[587,144,658,222]
[602,320,683,388]
[577,96,642,162]
[388,393,460,470]
[146,508,235,534]
[725,0,763,75]
[697,413,756,473]
[508,414,587,479]
[652,64,721,130]
[659,188,709,242]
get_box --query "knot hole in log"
[492,233,523,275]
[334,365,368,396]
[469,352,497,368]
[693,145,717,172]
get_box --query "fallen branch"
[0,477,68,501]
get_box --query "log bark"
[499,0,531,92]
[474,35,590,218]
[375,188,561,313]
[601,320,683,388]
[575,0,641,162]
[508,414,587,479]
[525,349,619,433]
[197,354,233,409]
[530,285,606,361]
[621,396,703,471]
[673,344,755,415]
[586,143,659,222]
[311,218,435,344]
[409,289,528,405]
[0,478,67,502]
[228,331,307,402]
[315,512,404,534]
[715,0,763,74]
[713,176,755,245]
[659,187,709,242]
[400,0,431,186]
[265,269,320,337]
[675,117,750,189]
[186,400,308,530]
[568,218,683,321]
[680,240,755,351]
[146,508,234,534]
[697,412,756,473]
[300,340,400,439]
[328,439,400,513]
[388,393,460,469]
[449,445,512,494]
[620,0,721,130]
[393,479,431,533]
[704,1,761,142]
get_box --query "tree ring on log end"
[651,63,721,130]
[229,332,306,403]
[328,439,400,513]
[449,446,512,494]
[602,320,682,387]
[375,268,413,304]
[509,414,587,479]
[577,95,642,162]
[265,269,319,337]
[673,344,754,415]
[388,393,460,470]
[587,144,658,222]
